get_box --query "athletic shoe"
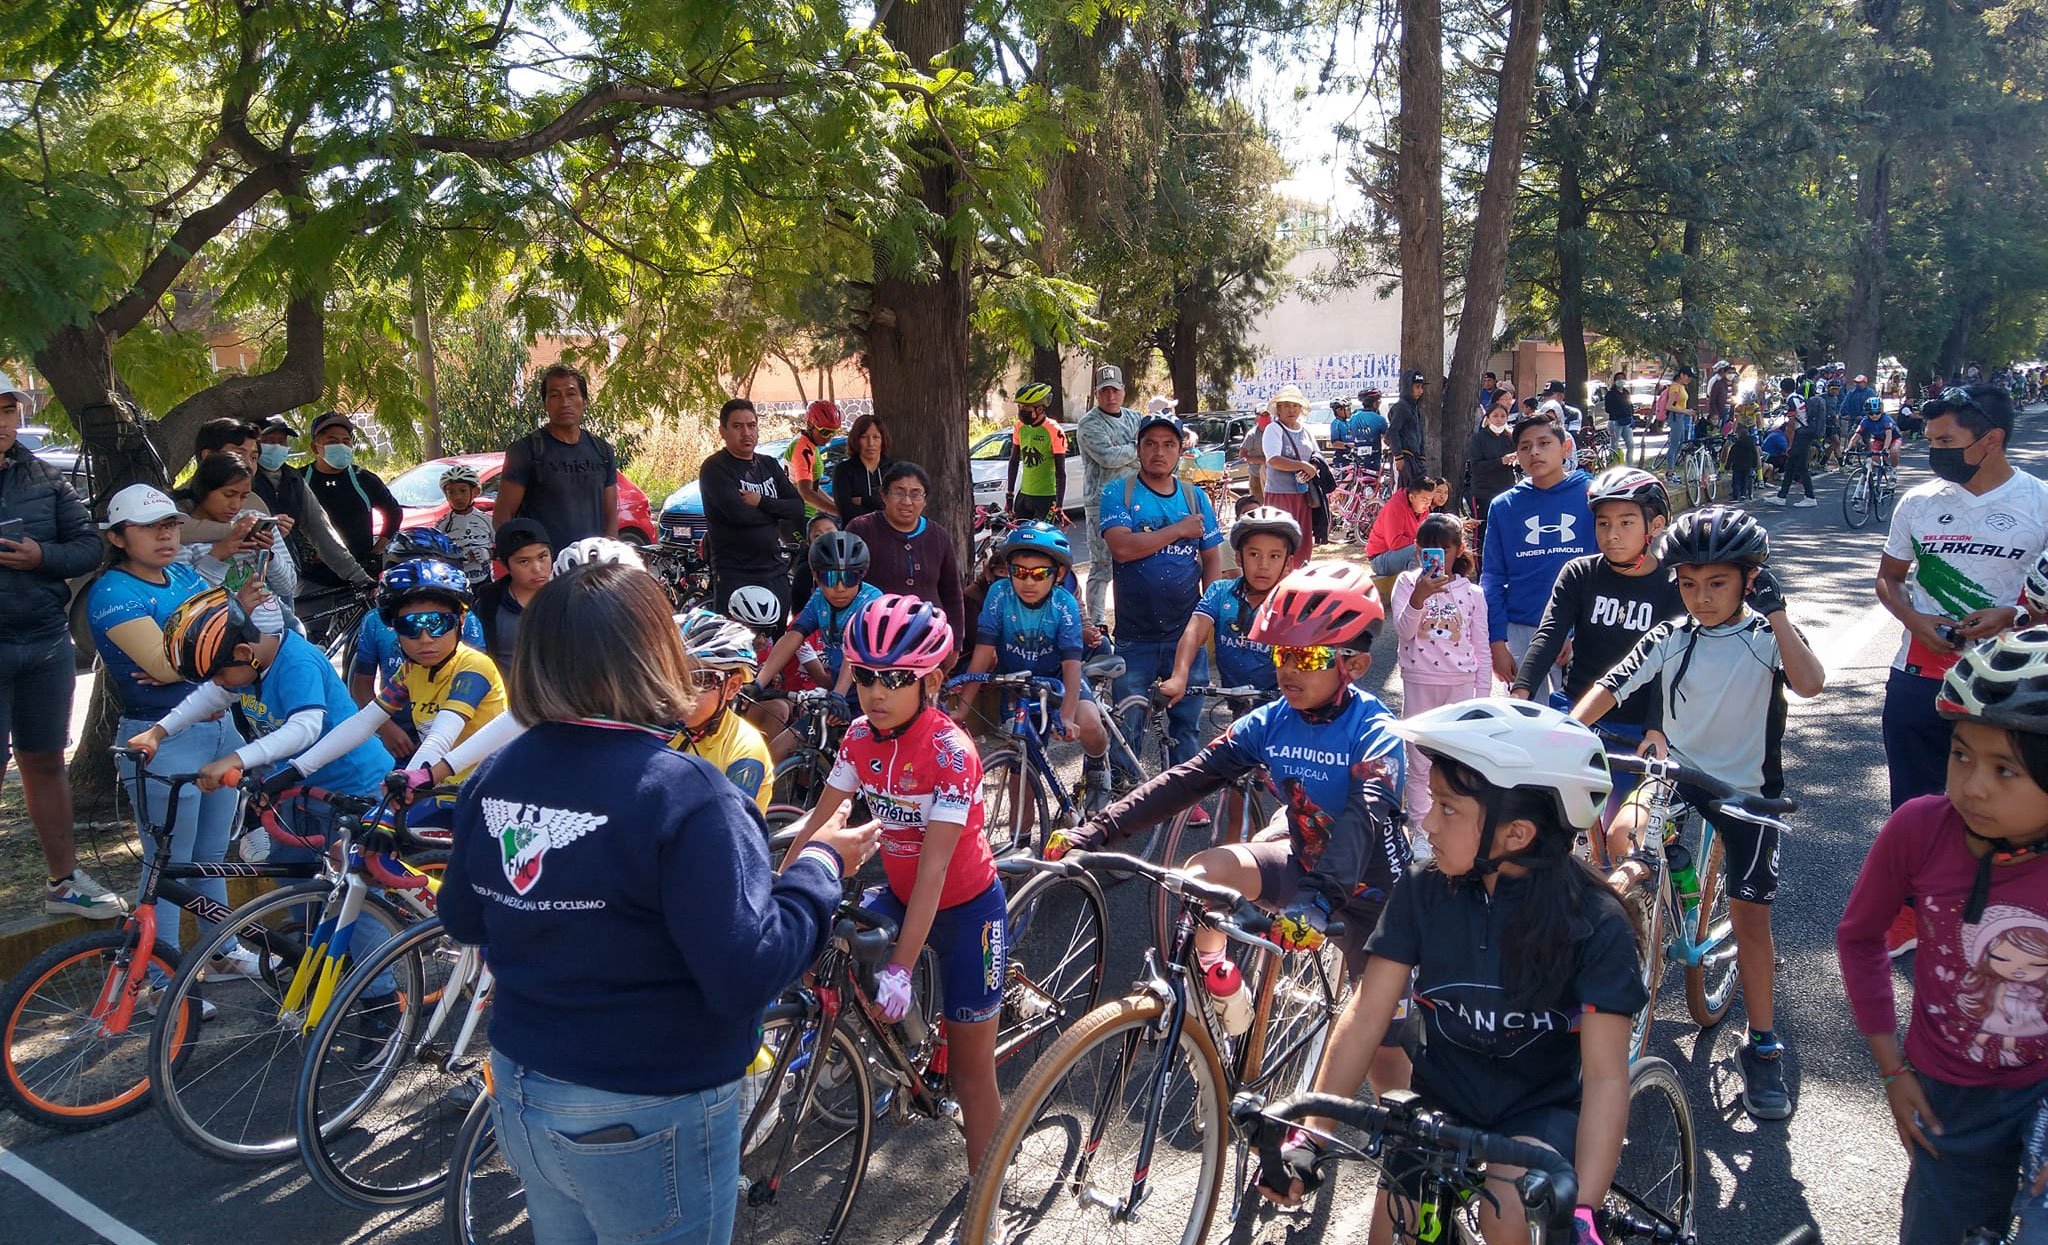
[1885,905,1919,958]
[205,944,280,981]
[237,827,271,864]
[1188,803,1212,828]
[45,869,129,920]
[1766,495,1788,506]
[1791,496,1818,508]
[1737,1039,1793,1120]
[1081,769,1111,818]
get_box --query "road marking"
[0,1144,160,1245]
[1818,599,1902,688]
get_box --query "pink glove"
[874,964,914,1022]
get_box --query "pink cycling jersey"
[827,707,995,909]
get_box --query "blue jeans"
[1612,421,1635,464]
[490,1051,740,1245]
[120,715,242,955]
[1902,1074,2048,1245]
[1114,638,1207,768]
[1665,411,1691,460]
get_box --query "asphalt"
[8,410,2045,1245]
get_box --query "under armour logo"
[1525,513,1576,545]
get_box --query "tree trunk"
[1031,343,1066,421]
[1840,151,1892,380]
[1556,151,1590,409]
[1938,295,1984,381]
[1166,285,1203,415]
[412,275,444,460]
[1441,0,1546,492]
[863,0,973,559]
[1396,0,1446,451]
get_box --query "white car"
[969,423,1086,515]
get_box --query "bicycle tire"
[999,871,1109,1075]
[447,1091,528,1245]
[734,1004,874,1245]
[1842,469,1872,529]
[1874,473,1898,524]
[1242,940,1344,1100]
[1618,873,1667,1062]
[960,991,1232,1245]
[772,748,834,809]
[1684,831,1740,1027]
[297,917,486,1209]
[981,747,1054,858]
[1606,1056,1696,1239]
[0,929,190,1129]
[1680,450,1705,509]
[150,880,408,1161]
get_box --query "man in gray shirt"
[1077,365,1141,625]
[496,364,619,548]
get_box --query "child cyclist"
[780,595,1005,1175]
[1571,507,1826,1121]
[1158,505,1296,703]
[754,530,879,707]
[348,527,487,717]
[1849,394,1904,479]
[954,523,1114,816]
[1837,628,2048,1244]
[1263,698,1643,1245]
[433,462,495,584]
[727,583,829,764]
[668,610,775,813]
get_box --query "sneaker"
[1791,496,1818,508]
[1885,906,1919,958]
[205,944,280,981]
[139,986,217,1024]
[1737,1039,1793,1120]
[237,827,271,864]
[1081,769,1110,818]
[1188,803,1212,828]
[45,869,129,920]
[1766,495,1788,506]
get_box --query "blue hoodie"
[1480,469,1596,641]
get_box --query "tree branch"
[99,161,290,338]
[156,292,325,474]
[411,79,796,161]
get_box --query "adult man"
[1876,386,2048,808]
[786,399,841,519]
[1706,360,1736,430]
[1663,366,1696,469]
[1841,373,1878,428]
[1077,365,1142,625]
[1386,369,1430,488]
[1476,372,1500,423]
[300,411,403,590]
[1481,413,1595,690]
[1767,378,1821,508]
[253,415,373,593]
[496,363,618,547]
[0,377,123,918]
[1604,371,1638,465]
[699,398,805,614]
[1100,414,1222,770]
[846,462,966,647]
[1537,379,1583,436]
[1006,383,1068,522]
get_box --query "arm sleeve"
[1882,499,1916,562]
[1079,416,1139,474]
[938,538,966,647]
[406,708,471,770]
[38,475,101,580]
[239,707,327,769]
[155,680,237,737]
[437,711,527,775]
[1196,490,1222,550]
[297,478,370,582]
[1513,560,1583,693]
[975,589,1004,648]
[1072,734,1257,852]
[1836,805,1922,1034]
[698,457,771,529]
[266,529,298,600]
[1480,499,1509,643]
[1362,869,1424,966]
[290,701,390,774]
[760,462,806,524]
[1391,572,1424,643]
[1097,481,1134,535]
[500,438,535,486]
[1308,766,1403,899]
[1597,624,1672,704]
[1467,584,1492,697]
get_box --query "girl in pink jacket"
[1390,513,1490,821]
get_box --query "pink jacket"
[1392,570,1490,696]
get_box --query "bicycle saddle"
[1082,655,1126,680]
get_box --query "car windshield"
[971,432,1011,460]
[1187,416,1235,447]
[389,461,461,507]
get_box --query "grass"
[622,415,728,507]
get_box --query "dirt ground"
[0,748,144,922]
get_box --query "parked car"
[18,426,90,495]
[967,423,1083,515]
[658,436,847,546]
[384,451,657,544]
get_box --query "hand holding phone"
[0,516,24,544]
[1419,547,1447,579]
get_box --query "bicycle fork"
[1076,945,1190,1221]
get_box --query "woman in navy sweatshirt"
[438,561,876,1245]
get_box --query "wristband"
[1879,1062,1911,1086]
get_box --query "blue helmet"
[998,521,1072,569]
[1867,396,1884,415]
[386,526,460,566]
[378,558,475,624]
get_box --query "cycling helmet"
[809,530,871,576]
[378,558,475,624]
[1247,562,1384,649]
[1331,397,1353,412]
[554,537,646,573]
[386,527,460,565]
[678,609,761,676]
[1360,388,1383,404]
[1135,413,1183,442]
[439,463,481,489]
[1230,505,1303,555]
[1658,506,1769,568]
[1015,382,1054,407]
[1713,359,1732,372]
[727,584,784,629]
[1938,627,2048,730]
[804,399,843,432]
[1867,396,1885,415]
[1587,466,1670,522]
[1387,697,1612,833]
[998,521,1073,569]
[162,587,260,683]
[844,594,953,674]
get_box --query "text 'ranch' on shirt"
[1884,471,2048,677]
[827,709,997,909]
[1098,477,1222,643]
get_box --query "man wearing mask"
[1077,365,1142,625]
[496,364,619,546]
[252,415,372,593]
[1706,360,1736,430]
[1386,369,1430,489]
[300,411,402,590]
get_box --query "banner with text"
[1232,352,1404,408]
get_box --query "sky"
[1245,20,1379,213]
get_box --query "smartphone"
[249,516,279,536]
[567,1123,639,1146]
[1936,623,1965,648]
[1419,547,1446,577]
[0,516,23,544]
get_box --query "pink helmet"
[844,594,953,674]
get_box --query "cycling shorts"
[1620,781,1780,905]
[862,881,1009,1024]
[1238,826,1407,1035]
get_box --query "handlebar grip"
[943,673,994,690]
[363,853,433,892]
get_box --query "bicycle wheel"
[1842,470,1872,528]
[150,881,406,1161]
[1618,874,1668,1061]
[1874,473,1899,524]
[1148,784,1271,954]
[1680,449,1705,508]
[0,929,191,1129]
[298,917,487,1209]
[1683,830,1740,1027]
[981,747,1054,857]
[1606,1056,1696,1240]
[960,992,1232,1245]
[448,1093,529,1245]
[999,871,1109,1074]
[734,1005,874,1245]
[772,748,833,809]
[1243,940,1345,1099]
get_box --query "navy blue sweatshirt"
[439,720,842,1095]
[1480,469,1596,641]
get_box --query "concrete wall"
[1231,246,1407,407]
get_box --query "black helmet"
[1658,506,1769,568]
[809,530,871,576]
[1587,466,1670,522]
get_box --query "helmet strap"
[1297,680,1353,726]
[1961,829,2048,922]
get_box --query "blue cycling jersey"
[975,580,1084,679]
[793,582,883,676]
[1192,578,1278,692]
[1857,415,1900,441]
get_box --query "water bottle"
[1663,823,1702,912]
[1204,960,1253,1037]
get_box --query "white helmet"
[553,537,646,574]
[2026,550,2048,623]
[727,584,784,629]
[677,609,761,676]
[1385,697,1612,833]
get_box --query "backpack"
[1652,384,1671,423]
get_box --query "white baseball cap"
[102,484,183,530]
[0,374,33,416]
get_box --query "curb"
[0,877,278,979]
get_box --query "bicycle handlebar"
[944,672,1070,738]
[1606,750,1799,818]
[1004,851,1285,957]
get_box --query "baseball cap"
[262,414,301,439]
[1094,365,1125,393]
[1135,413,1183,442]
[495,517,554,561]
[101,484,183,530]
[1542,380,1568,396]
[309,410,357,440]
[1854,374,1869,384]
[0,374,34,415]
[1404,369,1428,387]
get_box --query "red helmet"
[805,400,843,432]
[1248,562,1385,649]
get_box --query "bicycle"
[1325,457,1394,545]
[958,850,1352,1244]
[751,686,850,812]
[1840,447,1900,530]
[299,584,371,671]
[1604,753,1797,1060]
[1674,434,1723,509]
[640,537,713,611]
[1231,1053,1697,1243]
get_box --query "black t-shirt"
[302,464,402,578]
[697,451,805,576]
[1366,866,1646,1128]
[503,428,617,547]
[1514,554,1687,723]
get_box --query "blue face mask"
[321,443,354,470]
[257,444,290,470]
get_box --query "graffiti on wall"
[1231,352,1404,407]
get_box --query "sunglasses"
[686,668,732,692]
[1009,565,1057,583]
[394,610,460,639]
[819,570,862,589]
[1271,644,1357,672]
[850,666,924,690]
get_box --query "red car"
[382,451,657,544]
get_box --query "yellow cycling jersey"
[667,711,773,814]
[375,645,509,781]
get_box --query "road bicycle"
[1604,753,1797,1060]
[958,850,1352,1245]
[639,538,713,611]
[299,584,371,671]
[946,666,1133,858]
[1231,1054,1698,1243]
[750,685,851,812]
[1840,447,1900,529]
[443,854,1109,1245]
[1673,434,1723,509]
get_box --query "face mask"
[321,443,354,470]
[1929,440,1984,485]
[257,444,289,470]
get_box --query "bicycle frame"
[1629,764,1737,976]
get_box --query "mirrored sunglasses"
[1009,565,1056,583]
[1271,644,1347,672]
[850,666,923,690]
[394,610,460,640]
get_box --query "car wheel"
[621,527,654,546]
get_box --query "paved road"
[7,412,2042,1244]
